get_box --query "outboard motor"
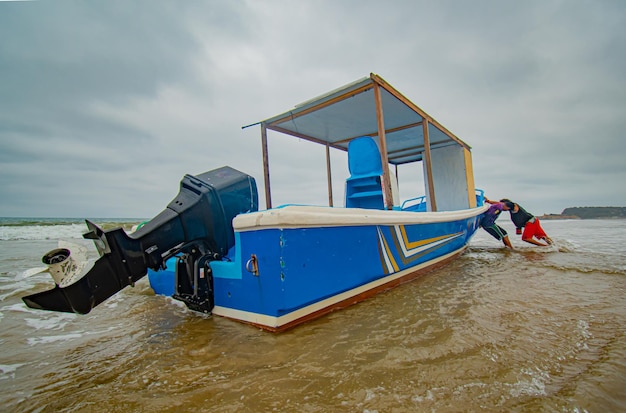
[23,166,258,315]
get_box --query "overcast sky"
[1,0,625,218]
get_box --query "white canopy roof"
[259,73,470,165]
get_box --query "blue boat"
[23,74,487,331]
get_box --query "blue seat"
[345,137,384,209]
[475,188,485,206]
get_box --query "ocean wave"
[0,224,87,241]
[0,219,144,241]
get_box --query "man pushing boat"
[481,198,513,249]
[500,199,553,247]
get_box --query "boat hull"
[213,243,467,332]
[149,205,485,331]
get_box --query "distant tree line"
[560,207,626,219]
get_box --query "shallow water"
[1,218,625,412]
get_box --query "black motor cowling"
[23,166,258,314]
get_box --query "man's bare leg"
[503,236,514,249]
[523,237,549,247]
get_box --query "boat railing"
[401,189,485,212]
[401,196,427,212]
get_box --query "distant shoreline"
[538,206,626,220]
[538,214,581,220]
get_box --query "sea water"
[0,217,625,412]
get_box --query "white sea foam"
[27,333,84,345]
[0,280,47,301]
[412,389,435,402]
[3,303,36,313]
[578,319,592,339]
[0,224,87,241]
[0,363,25,380]
[25,313,76,331]
[509,368,549,397]
[576,319,592,350]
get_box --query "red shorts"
[522,218,547,240]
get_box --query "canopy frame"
[253,73,471,211]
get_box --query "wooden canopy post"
[422,120,437,211]
[326,143,333,207]
[261,123,272,209]
[373,82,394,210]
